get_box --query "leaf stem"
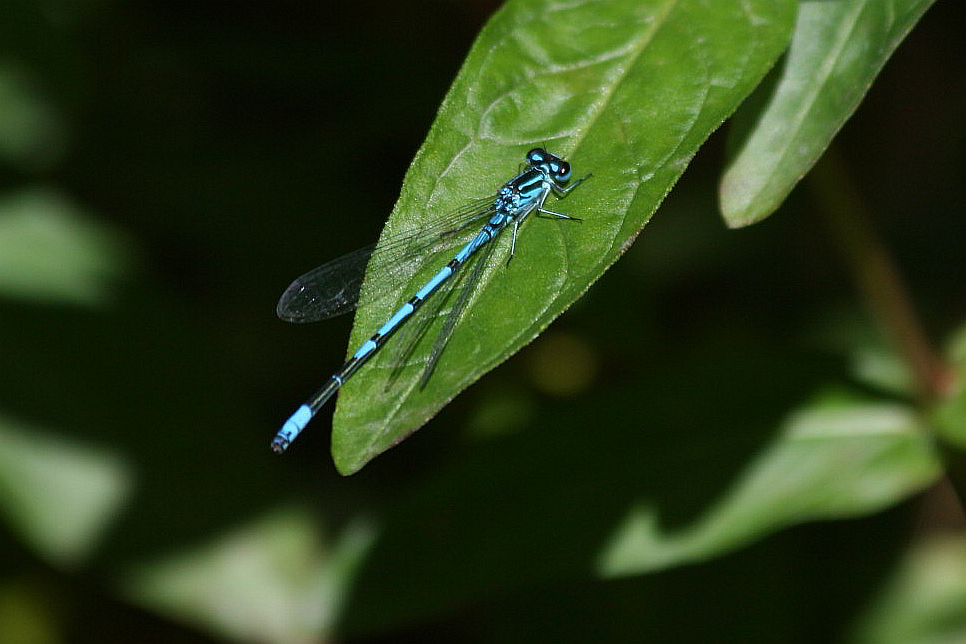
[809,146,956,403]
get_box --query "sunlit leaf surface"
[332,0,797,473]
[720,0,938,226]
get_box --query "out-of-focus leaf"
[0,62,66,171]
[933,323,966,500]
[0,415,133,568]
[338,367,940,633]
[598,401,939,576]
[0,188,130,306]
[0,578,61,644]
[720,0,938,226]
[121,509,375,644]
[852,535,966,644]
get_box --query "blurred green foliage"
[0,0,963,642]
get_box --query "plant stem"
[809,146,956,403]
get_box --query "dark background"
[0,0,963,641]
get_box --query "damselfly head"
[526,148,572,183]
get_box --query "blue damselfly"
[273,148,589,453]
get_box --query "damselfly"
[272,148,589,453]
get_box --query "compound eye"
[527,148,546,165]
[553,160,572,181]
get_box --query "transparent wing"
[383,242,477,384]
[277,196,496,323]
[277,244,376,322]
[420,231,500,387]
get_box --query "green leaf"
[853,535,966,644]
[0,415,133,568]
[933,322,966,501]
[121,509,376,644]
[598,400,940,577]
[331,0,797,474]
[720,0,938,227]
[0,188,130,306]
[337,371,940,632]
[0,61,66,171]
